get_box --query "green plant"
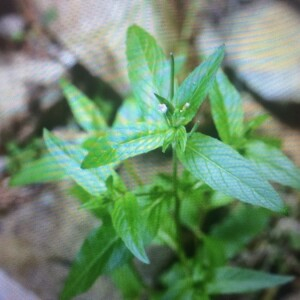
[11,25,300,299]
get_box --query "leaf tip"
[139,253,150,265]
[43,128,50,139]
[80,158,90,170]
[127,24,142,36]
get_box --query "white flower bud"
[158,104,168,113]
[183,102,190,109]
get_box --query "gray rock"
[0,52,67,149]
[0,182,120,299]
[0,14,25,39]
[0,269,40,300]
[198,1,300,103]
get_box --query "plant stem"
[170,52,175,100]
[173,146,180,238]
[172,145,189,272]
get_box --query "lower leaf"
[60,223,130,300]
[112,192,149,264]
[10,154,66,186]
[44,129,113,196]
[207,266,293,295]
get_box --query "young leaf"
[245,113,269,133]
[245,140,300,189]
[60,223,131,300]
[112,192,149,264]
[209,70,244,144]
[60,79,107,132]
[82,124,171,168]
[10,154,66,186]
[162,128,176,152]
[207,266,293,295]
[44,129,113,196]
[175,125,187,154]
[126,25,169,124]
[173,45,225,125]
[179,133,285,212]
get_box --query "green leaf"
[179,186,206,231]
[175,125,187,153]
[245,140,300,189]
[209,70,244,144]
[142,195,166,242]
[173,45,225,125]
[208,266,293,295]
[113,96,144,126]
[69,184,106,219]
[245,113,269,133]
[111,264,143,300]
[112,192,149,264]
[179,133,285,212]
[161,279,195,300]
[160,263,186,288]
[10,154,65,186]
[209,191,233,209]
[81,136,118,169]
[82,124,170,168]
[211,205,270,258]
[193,237,226,285]
[126,25,169,124]
[162,128,176,152]
[60,79,107,132]
[44,129,113,196]
[156,213,177,250]
[60,223,130,300]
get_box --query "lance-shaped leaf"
[209,70,244,144]
[126,25,169,124]
[208,266,293,295]
[61,79,107,132]
[245,114,269,133]
[44,129,113,196]
[113,96,144,126]
[81,123,170,168]
[10,154,66,186]
[173,45,225,125]
[112,192,149,264]
[245,140,300,189]
[179,133,285,212]
[60,223,131,300]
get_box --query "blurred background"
[0,0,300,299]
